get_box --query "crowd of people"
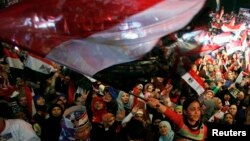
[1,6,250,141]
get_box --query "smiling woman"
[147,97,207,141]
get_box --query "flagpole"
[128,92,148,102]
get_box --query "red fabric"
[132,86,140,107]
[3,48,19,59]
[91,96,107,123]
[0,87,16,100]
[24,85,34,117]
[0,76,16,99]
[188,69,206,89]
[0,0,206,76]
[163,108,207,140]
[67,80,75,105]
[0,0,162,57]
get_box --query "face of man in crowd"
[229,105,237,116]
[18,96,27,107]
[237,91,244,101]
[215,98,223,110]
[224,94,231,101]
[204,91,214,100]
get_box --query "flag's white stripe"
[46,0,206,76]
[47,39,157,76]
[76,86,83,94]
[83,75,97,83]
[89,0,206,45]
[181,72,205,95]
[245,48,250,72]
[235,71,243,84]
[221,23,246,33]
[25,55,55,74]
[225,43,245,55]
[212,33,233,45]
[6,57,24,69]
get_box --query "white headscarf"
[159,121,175,141]
[116,91,134,112]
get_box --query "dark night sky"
[207,0,250,13]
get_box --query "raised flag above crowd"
[0,0,206,76]
[24,53,57,75]
[3,47,23,70]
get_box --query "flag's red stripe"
[0,0,163,57]
[188,69,205,89]
[24,85,33,117]
[3,48,19,58]
[68,80,75,105]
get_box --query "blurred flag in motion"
[0,0,206,76]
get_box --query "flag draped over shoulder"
[0,0,206,76]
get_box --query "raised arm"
[147,97,183,129]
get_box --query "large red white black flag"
[0,0,206,76]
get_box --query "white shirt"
[0,119,40,141]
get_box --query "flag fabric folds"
[0,0,206,76]
[24,53,56,74]
[3,48,23,69]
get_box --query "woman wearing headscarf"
[159,120,175,141]
[91,96,107,123]
[41,104,64,141]
[147,97,207,141]
[32,94,48,137]
[116,91,134,117]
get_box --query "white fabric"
[0,119,40,141]
[47,0,206,76]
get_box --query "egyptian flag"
[0,0,206,76]
[3,48,23,69]
[176,41,220,56]
[181,68,205,95]
[221,16,246,33]
[212,32,233,46]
